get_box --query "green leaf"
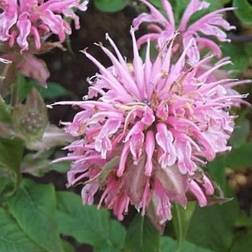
[230,231,252,252]
[0,138,24,173]
[16,74,33,102]
[235,212,252,228]
[233,0,252,25]
[0,176,11,195]
[0,125,24,196]
[0,138,24,183]
[230,116,250,148]
[244,41,252,56]
[17,74,70,101]
[0,97,11,122]
[207,157,228,197]
[224,143,252,170]
[160,237,214,252]
[222,43,250,74]
[37,82,70,99]
[95,244,122,252]
[0,176,18,201]
[50,162,70,173]
[124,215,160,252]
[62,240,75,252]
[8,179,63,252]
[150,0,163,8]
[208,142,252,178]
[0,208,45,252]
[56,191,126,251]
[94,0,128,12]
[187,200,239,252]
[205,0,227,10]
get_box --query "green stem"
[174,204,184,252]
[173,203,196,252]
[10,81,18,106]
[10,68,19,106]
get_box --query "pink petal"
[145,130,155,176]
[17,54,49,86]
[179,0,209,31]
[202,175,214,195]
[188,180,207,207]
[0,0,18,41]
[95,119,122,158]
[16,13,32,51]
[156,123,176,168]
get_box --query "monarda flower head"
[133,0,235,64]
[0,0,88,51]
[55,30,247,225]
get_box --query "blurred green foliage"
[94,0,128,12]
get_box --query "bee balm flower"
[0,0,88,51]
[133,0,235,64]
[55,30,246,224]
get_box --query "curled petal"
[16,13,32,51]
[202,175,215,195]
[0,0,18,41]
[179,0,209,31]
[95,119,122,158]
[82,183,99,205]
[156,123,176,168]
[175,136,196,174]
[145,130,155,176]
[117,142,130,177]
[130,132,145,163]
[188,180,207,207]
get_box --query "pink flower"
[17,53,49,86]
[133,0,235,64]
[2,52,49,85]
[0,0,88,51]
[54,30,246,224]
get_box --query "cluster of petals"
[133,0,235,64]
[0,0,88,51]
[55,26,247,224]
